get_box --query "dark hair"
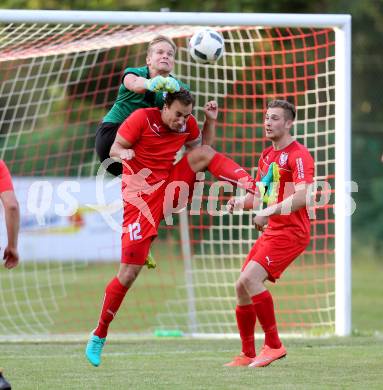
[267,99,296,120]
[164,88,195,108]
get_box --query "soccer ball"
[189,28,224,64]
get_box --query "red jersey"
[0,160,14,193]
[118,108,200,185]
[256,141,314,237]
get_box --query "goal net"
[0,12,350,339]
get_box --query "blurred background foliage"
[1,0,382,252]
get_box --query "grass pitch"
[0,251,382,389]
[2,337,383,389]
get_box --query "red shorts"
[121,155,196,264]
[0,160,14,193]
[241,229,310,282]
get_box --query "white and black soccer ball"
[188,28,224,64]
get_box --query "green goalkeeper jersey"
[103,66,188,124]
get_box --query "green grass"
[0,250,382,388]
[1,337,383,389]
[352,249,383,334]
[1,245,382,336]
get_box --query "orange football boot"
[224,352,255,367]
[248,344,287,368]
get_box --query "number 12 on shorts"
[128,222,142,241]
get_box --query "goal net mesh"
[0,22,335,338]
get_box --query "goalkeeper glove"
[164,77,180,93]
[144,75,167,92]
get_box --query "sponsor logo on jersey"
[279,152,289,167]
[296,157,305,179]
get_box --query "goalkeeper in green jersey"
[95,35,188,177]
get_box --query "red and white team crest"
[279,152,289,167]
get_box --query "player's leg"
[242,232,309,367]
[186,145,257,193]
[95,122,122,176]
[224,244,260,366]
[93,260,147,338]
[244,261,287,368]
[85,237,151,367]
[224,289,256,366]
[238,260,286,365]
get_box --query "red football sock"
[236,304,257,358]
[207,153,256,193]
[94,277,129,338]
[251,290,282,349]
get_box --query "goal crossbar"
[0,9,350,28]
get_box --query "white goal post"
[0,10,351,338]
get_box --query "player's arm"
[123,73,148,93]
[124,74,179,94]
[252,183,310,232]
[186,100,218,152]
[226,192,262,214]
[201,101,218,146]
[110,134,135,161]
[256,182,309,218]
[0,190,20,269]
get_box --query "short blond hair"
[147,35,177,55]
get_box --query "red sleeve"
[185,115,201,143]
[0,160,14,193]
[289,148,314,185]
[117,108,146,145]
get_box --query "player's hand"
[204,101,218,121]
[253,215,268,232]
[226,197,245,214]
[3,246,19,269]
[120,149,135,161]
[144,75,167,92]
[163,77,180,93]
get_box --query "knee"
[237,273,264,297]
[235,277,250,299]
[117,267,140,288]
[190,144,215,163]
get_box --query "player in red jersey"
[0,160,20,390]
[85,89,271,367]
[225,99,314,368]
[0,160,20,270]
